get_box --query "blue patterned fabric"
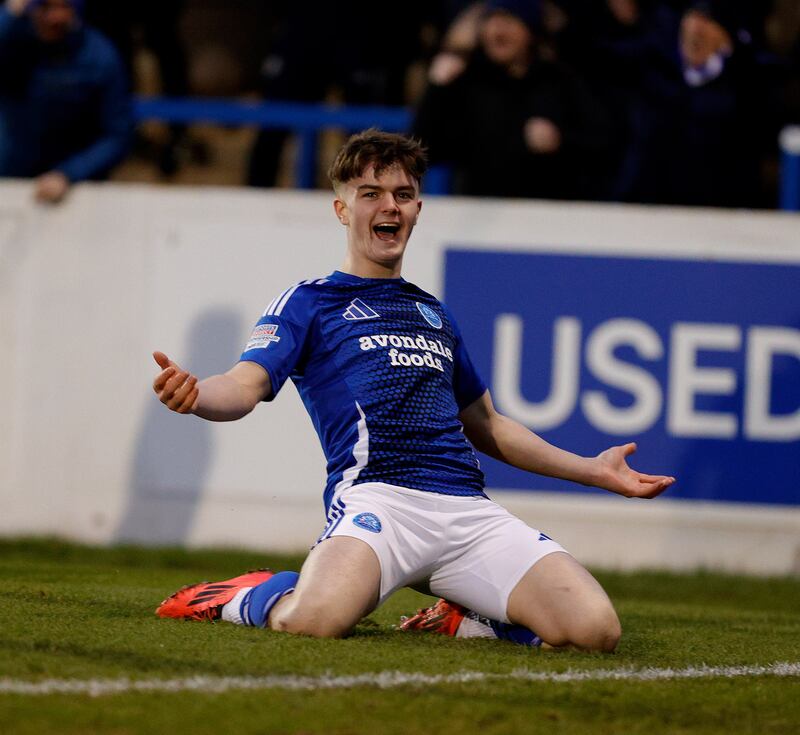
[240,271,487,511]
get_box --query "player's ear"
[333,198,349,226]
[414,199,422,224]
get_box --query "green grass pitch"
[1,538,799,735]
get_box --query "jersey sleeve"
[239,282,317,401]
[442,303,487,411]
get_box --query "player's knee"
[570,607,621,652]
[270,602,354,639]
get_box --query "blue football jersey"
[240,271,487,510]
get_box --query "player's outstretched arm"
[152,351,271,422]
[460,390,675,500]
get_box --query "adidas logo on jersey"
[343,299,380,321]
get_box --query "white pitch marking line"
[1,662,799,697]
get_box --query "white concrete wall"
[1,179,798,574]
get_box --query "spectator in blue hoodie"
[0,0,132,202]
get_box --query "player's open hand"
[594,443,675,499]
[152,351,199,414]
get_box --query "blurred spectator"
[766,0,800,126]
[549,0,663,199]
[597,0,781,207]
[0,0,132,202]
[83,0,193,176]
[247,3,434,188]
[786,31,800,125]
[413,0,612,199]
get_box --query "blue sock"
[489,620,543,647]
[240,571,299,628]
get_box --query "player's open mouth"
[373,223,401,241]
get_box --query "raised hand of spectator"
[34,171,69,203]
[428,52,467,86]
[6,0,34,17]
[524,117,562,154]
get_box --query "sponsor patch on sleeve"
[245,323,281,351]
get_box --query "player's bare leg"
[506,551,621,652]
[268,536,381,638]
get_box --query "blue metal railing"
[134,97,800,210]
[134,96,411,191]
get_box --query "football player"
[153,129,674,649]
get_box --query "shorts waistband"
[342,481,487,507]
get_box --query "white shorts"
[315,482,568,623]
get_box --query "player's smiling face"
[334,163,422,278]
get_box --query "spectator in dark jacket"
[606,0,780,207]
[413,0,612,200]
[551,0,663,199]
[0,0,132,202]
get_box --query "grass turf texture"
[1,539,798,735]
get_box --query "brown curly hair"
[328,129,428,191]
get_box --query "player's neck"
[340,256,403,279]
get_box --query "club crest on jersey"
[416,302,442,329]
[352,512,382,533]
[245,323,281,350]
[343,298,380,321]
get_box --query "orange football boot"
[156,569,273,621]
[399,598,466,636]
